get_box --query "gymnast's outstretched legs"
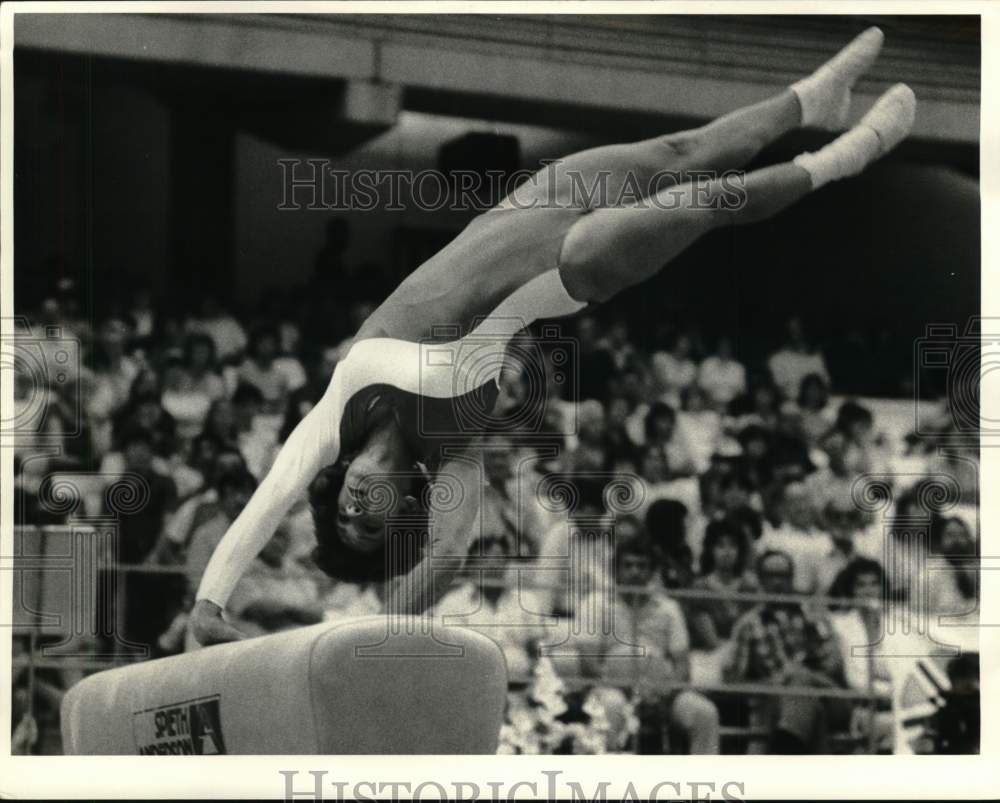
[503,27,885,210]
[558,81,915,302]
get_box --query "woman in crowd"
[828,557,894,752]
[795,372,835,448]
[651,332,697,407]
[697,334,747,411]
[237,325,295,414]
[688,519,760,650]
[160,353,214,444]
[184,333,228,403]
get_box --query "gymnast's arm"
[382,448,484,616]
[190,367,347,646]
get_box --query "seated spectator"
[727,503,764,545]
[113,368,178,460]
[736,424,776,496]
[688,520,759,650]
[795,373,835,448]
[238,325,295,414]
[232,382,274,479]
[86,318,141,455]
[928,514,977,617]
[616,368,653,448]
[107,425,179,563]
[183,468,257,586]
[828,558,890,682]
[322,579,385,620]
[201,398,240,452]
[651,332,697,407]
[160,353,212,444]
[767,316,831,403]
[185,432,226,494]
[678,385,721,474]
[561,400,608,473]
[757,480,831,595]
[157,446,248,566]
[697,334,746,411]
[480,435,553,560]
[178,468,302,650]
[768,411,816,486]
[728,372,782,433]
[816,497,883,594]
[605,394,640,469]
[806,400,886,513]
[638,443,670,491]
[569,536,719,754]
[927,446,979,507]
[434,533,551,679]
[536,475,614,564]
[184,293,248,363]
[703,470,759,525]
[724,550,849,753]
[821,401,884,474]
[828,557,894,751]
[645,499,694,591]
[182,333,227,403]
[644,403,698,479]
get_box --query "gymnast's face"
[335,449,415,552]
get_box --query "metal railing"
[9,525,899,755]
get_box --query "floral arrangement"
[497,657,639,754]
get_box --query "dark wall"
[14,51,171,310]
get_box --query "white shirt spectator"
[624,402,651,447]
[186,314,248,362]
[697,355,747,408]
[323,583,383,620]
[237,360,292,411]
[161,389,212,442]
[816,527,885,594]
[677,409,722,475]
[767,348,830,402]
[187,370,227,403]
[756,523,833,595]
[651,351,697,407]
[238,422,279,481]
[434,579,552,679]
[274,355,308,394]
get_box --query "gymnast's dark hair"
[308,458,430,583]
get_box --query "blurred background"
[10,13,981,757]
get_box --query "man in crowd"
[724,549,849,753]
[569,535,720,754]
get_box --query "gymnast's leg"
[501,27,884,210]
[557,82,916,303]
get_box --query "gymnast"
[192,27,914,645]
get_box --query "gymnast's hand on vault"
[190,599,247,646]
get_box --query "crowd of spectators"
[11,257,980,755]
